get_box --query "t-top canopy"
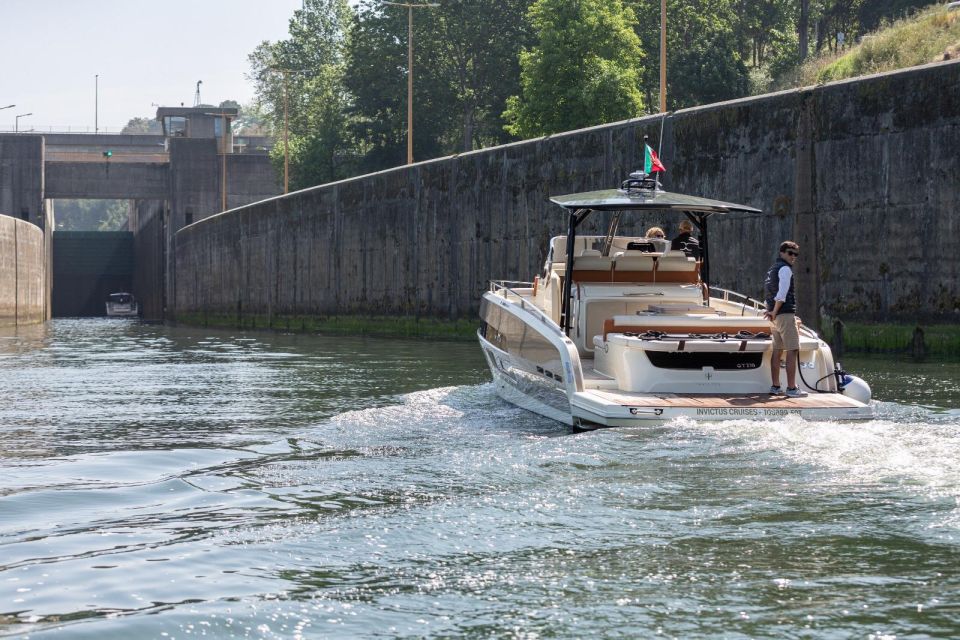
[549,188,762,214]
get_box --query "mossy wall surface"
[173,60,960,330]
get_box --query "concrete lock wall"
[131,199,167,320]
[0,214,45,326]
[0,135,44,228]
[45,162,170,200]
[174,60,960,328]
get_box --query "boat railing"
[709,286,766,316]
[488,280,564,336]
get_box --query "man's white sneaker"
[785,387,808,398]
[769,385,783,395]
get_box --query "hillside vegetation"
[786,5,960,87]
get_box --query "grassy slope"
[786,5,960,87]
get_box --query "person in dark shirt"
[763,240,806,397]
[671,220,700,257]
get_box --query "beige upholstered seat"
[612,250,657,279]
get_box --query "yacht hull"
[479,292,873,429]
[479,333,575,425]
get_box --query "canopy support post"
[560,208,590,334]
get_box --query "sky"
[0,0,305,132]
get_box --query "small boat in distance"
[105,292,139,318]
[478,169,872,429]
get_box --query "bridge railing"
[0,126,132,134]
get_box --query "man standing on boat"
[763,241,807,397]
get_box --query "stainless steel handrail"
[488,280,564,335]
[708,286,766,316]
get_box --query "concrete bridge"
[0,107,280,323]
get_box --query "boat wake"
[670,400,960,506]
[322,383,563,437]
[317,385,960,522]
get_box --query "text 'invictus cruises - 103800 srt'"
[477,161,872,429]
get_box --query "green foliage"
[54,200,130,232]
[343,2,419,172]
[504,0,645,138]
[795,5,960,85]
[244,0,949,180]
[668,0,751,108]
[233,102,271,137]
[420,0,532,151]
[121,117,162,134]
[249,0,355,189]
[343,0,531,173]
[822,322,960,357]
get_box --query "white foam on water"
[322,383,558,438]
[682,402,960,501]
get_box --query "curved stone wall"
[174,59,960,328]
[0,214,45,326]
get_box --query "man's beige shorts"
[771,313,800,350]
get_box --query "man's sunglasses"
[785,250,799,257]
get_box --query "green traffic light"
[103,150,112,158]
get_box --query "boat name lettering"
[695,407,803,417]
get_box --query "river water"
[1,319,959,639]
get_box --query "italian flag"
[644,144,666,174]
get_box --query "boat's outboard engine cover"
[840,375,872,404]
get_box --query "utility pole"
[95,74,99,133]
[283,70,289,193]
[383,1,438,164]
[204,111,231,210]
[660,0,667,112]
[268,66,309,193]
[221,114,228,210]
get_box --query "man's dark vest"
[764,257,795,313]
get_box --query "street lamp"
[1,104,14,128]
[15,112,32,133]
[383,1,438,165]
[95,74,99,133]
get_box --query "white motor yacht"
[478,171,872,428]
[105,292,139,318]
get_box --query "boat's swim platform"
[574,388,870,423]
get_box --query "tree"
[121,117,162,134]
[344,0,534,171]
[343,2,416,172]
[627,0,750,109]
[420,0,532,151]
[503,0,646,138]
[666,0,751,107]
[248,0,355,189]
[54,200,130,231]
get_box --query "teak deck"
[590,390,862,409]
